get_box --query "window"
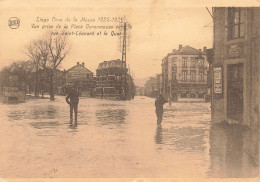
[199,70,203,82]
[171,57,177,62]
[173,64,177,72]
[109,75,115,81]
[228,8,246,40]
[198,59,204,68]
[182,57,187,67]
[190,58,196,68]
[190,70,196,81]
[182,70,188,81]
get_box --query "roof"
[178,45,205,55]
[97,59,123,70]
[166,45,206,56]
[66,64,93,74]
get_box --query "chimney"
[77,62,79,66]
[199,49,202,52]
[203,46,207,53]
[179,44,183,50]
[82,62,85,67]
[172,49,177,53]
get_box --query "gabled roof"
[177,45,206,55]
[66,64,93,74]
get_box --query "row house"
[161,45,209,101]
[65,62,95,97]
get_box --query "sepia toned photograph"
[0,0,259,181]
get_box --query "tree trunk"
[49,69,55,101]
[34,66,39,97]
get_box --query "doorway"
[227,64,243,122]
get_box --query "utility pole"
[118,17,131,100]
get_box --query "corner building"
[161,45,209,100]
[212,7,260,129]
[95,59,135,100]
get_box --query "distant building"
[211,7,260,129]
[135,86,145,96]
[1,75,26,103]
[65,62,95,97]
[95,59,135,99]
[144,74,162,98]
[161,45,209,101]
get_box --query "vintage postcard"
[0,0,259,181]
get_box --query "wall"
[212,7,260,129]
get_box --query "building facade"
[144,74,162,98]
[1,74,26,103]
[161,45,209,101]
[95,59,135,100]
[65,62,95,97]
[211,7,260,129]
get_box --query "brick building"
[95,59,135,100]
[211,7,260,129]
[65,62,95,97]
[161,45,209,101]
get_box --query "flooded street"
[0,96,258,178]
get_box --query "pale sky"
[0,0,259,86]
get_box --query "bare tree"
[26,33,70,100]
[46,34,70,101]
[27,41,41,97]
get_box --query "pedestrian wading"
[66,88,79,124]
[155,94,168,124]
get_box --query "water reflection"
[208,123,259,177]
[154,124,207,152]
[155,124,163,144]
[97,103,123,107]
[68,122,78,132]
[29,105,57,119]
[29,121,60,129]
[96,109,127,125]
[8,110,27,120]
[8,105,58,121]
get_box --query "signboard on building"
[227,43,244,59]
[214,67,222,94]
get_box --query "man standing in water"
[155,94,168,124]
[66,87,79,124]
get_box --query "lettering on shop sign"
[214,67,222,94]
[227,43,244,59]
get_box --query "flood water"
[0,96,258,178]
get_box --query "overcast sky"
[0,0,258,86]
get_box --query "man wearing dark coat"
[155,94,168,124]
[66,88,79,124]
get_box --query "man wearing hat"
[155,94,168,124]
[66,87,79,124]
